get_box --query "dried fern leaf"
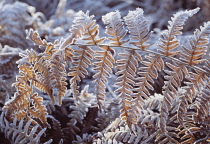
[134,54,164,113]
[75,11,105,45]
[64,46,74,63]
[124,8,152,50]
[3,75,49,127]
[68,45,94,99]
[187,69,208,92]
[203,60,210,73]
[160,62,188,132]
[158,8,199,57]
[193,78,210,124]
[60,11,92,49]
[49,51,67,105]
[115,49,140,129]
[155,132,179,144]
[180,21,210,65]
[92,46,115,109]
[3,68,32,121]
[19,48,55,104]
[102,10,128,46]
[20,50,53,99]
[3,87,29,121]
[28,93,49,128]
[179,120,210,144]
[26,29,49,47]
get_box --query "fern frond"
[26,29,49,47]
[102,10,128,46]
[180,22,210,65]
[158,8,199,57]
[64,46,74,63]
[63,100,88,142]
[187,69,208,91]
[0,112,49,144]
[179,113,210,144]
[47,115,64,143]
[49,51,67,105]
[4,75,49,127]
[124,8,152,50]
[193,78,210,123]
[28,93,49,128]
[68,45,94,99]
[160,62,188,132]
[3,73,31,121]
[115,49,141,129]
[23,49,42,64]
[176,71,206,128]
[155,131,179,144]
[134,54,164,113]
[32,70,53,103]
[204,60,210,73]
[75,11,105,45]
[94,124,150,144]
[60,10,93,49]
[93,46,115,109]
[137,94,163,129]
[72,134,92,144]
[176,63,208,128]
[19,48,55,104]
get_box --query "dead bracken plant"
[0,6,210,144]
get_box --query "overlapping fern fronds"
[1,6,210,144]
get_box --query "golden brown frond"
[124,8,152,50]
[134,54,164,113]
[68,45,94,99]
[19,49,54,104]
[3,84,30,121]
[64,47,74,63]
[187,69,208,91]
[26,28,49,47]
[33,60,53,101]
[180,22,210,65]
[158,8,199,57]
[76,11,105,45]
[102,10,128,46]
[28,93,49,127]
[49,52,67,105]
[93,46,115,109]
[115,49,141,129]
[3,60,49,127]
[1,6,210,144]
[22,49,41,64]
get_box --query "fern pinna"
[1,6,210,144]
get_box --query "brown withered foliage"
[0,1,210,144]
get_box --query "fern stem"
[70,43,209,76]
